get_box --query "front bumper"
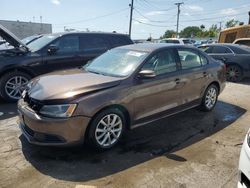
[238,133,250,188]
[17,99,91,146]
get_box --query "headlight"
[39,104,77,118]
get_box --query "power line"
[133,18,176,27]
[134,8,176,23]
[54,8,129,26]
[180,12,246,23]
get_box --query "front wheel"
[87,108,125,150]
[200,84,218,112]
[0,71,31,102]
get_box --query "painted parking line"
[75,185,97,188]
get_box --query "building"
[0,20,52,39]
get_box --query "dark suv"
[0,25,133,101]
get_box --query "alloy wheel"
[5,76,29,100]
[205,87,217,109]
[226,66,242,82]
[95,114,123,147]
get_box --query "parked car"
[0,25,133,102]
[160,38,193,45]
[0,34,42,50]
[233,38,250,47]
[238,129,250,188]
[18,43,226,150]
[198,44,250,82]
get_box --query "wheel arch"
[0,67,35,79]
[207,81,220,93]
[84,104,131,140]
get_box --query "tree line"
[160,19,241,39]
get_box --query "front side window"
[178,49,202,69]
[212,46,232,54]
[141,49,177,75]
[54,35,79,53]
[198,46,213,53]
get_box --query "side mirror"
[138,70,156,79]
[47,44,59,55]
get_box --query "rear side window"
[80,35,108,52]
[178,49,202,69]
[212,46,232,54]
[106,35,132,48]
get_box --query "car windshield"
[27,35,57,52]
[84,48,148,77]
[21,35,40,45]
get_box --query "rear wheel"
[87,108,125,150]
[0,71,31,102]
[226,65,243,82]
[200,84,218,112]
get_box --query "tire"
[226,65,243,82]
[200,84,218,112]
[0,71,31,102]
[87,108,125,150]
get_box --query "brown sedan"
[18,44,226,150]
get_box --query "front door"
[132,48,183,125]
[43,35,83,73]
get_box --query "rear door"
[176,48,210,105]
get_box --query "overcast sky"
[1,0,250,39]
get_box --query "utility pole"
[219,21,223,31]
[129,0,134,38]
[175,2,183,38]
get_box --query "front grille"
[23,93,43,112]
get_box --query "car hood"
[28,69,123,101]
[0,24,29,51]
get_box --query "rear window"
[183,40,192,44]
[234,40,250,47]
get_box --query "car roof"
[116,43,194,52]
[200,43,242,48]
[42,31,130,38]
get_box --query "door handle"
[175,78,180,84]
[203,71,208,77]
